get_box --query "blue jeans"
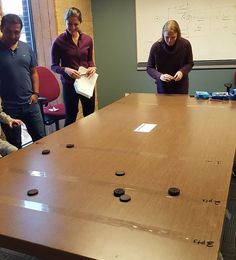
[1,102,45,148]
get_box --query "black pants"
[62,82,95,126]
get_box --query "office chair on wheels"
[36,66,65,132]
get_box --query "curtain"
[0,0,3,35]
[31,0,57,68]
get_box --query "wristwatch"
[33,92,39,97]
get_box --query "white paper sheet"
[134,123,157,132]
[74,67,98,98]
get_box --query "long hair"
[161,20,181,41]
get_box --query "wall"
[54,0,93,37]
[91,0,235,108]
[135,0,236,64]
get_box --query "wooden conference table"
[0,93,236,260]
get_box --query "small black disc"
[66,144,74,148]
[168,187,180,196]
[42,149,50,155]
[27,189,39,196]
[115,171,125,176]
[113,188,125,197]
[119,194,131,202]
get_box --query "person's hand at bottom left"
[9,119,22,128]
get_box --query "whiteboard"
[135,0,236,68]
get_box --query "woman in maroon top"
[147,20,193,94]
[51,7,96,126]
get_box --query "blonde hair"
[162,20,181,39]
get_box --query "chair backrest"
[36,66,60,103]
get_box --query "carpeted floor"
[0,248,38,260]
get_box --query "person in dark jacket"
[147,20,193,94]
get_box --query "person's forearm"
[181,44,194,75]
[146,46,162,80]
[87,44,95,68]
[0,111,12,124]
[147,66,162,80]
[180,62,194,75]
[51,63,66,75]
[31,68,39,94]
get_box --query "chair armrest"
[38,96,48,103]
[38,96,48,123]
[38,96,49,107]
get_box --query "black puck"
[113,188,125,197]
[66,144,74,148]
[115,171,125,176]
[168,187,180,196]
[42,149,50,155]
[27,189,39,196]
[119,194,131,202]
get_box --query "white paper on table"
[134,123,157,133]
[74,66,98,98]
